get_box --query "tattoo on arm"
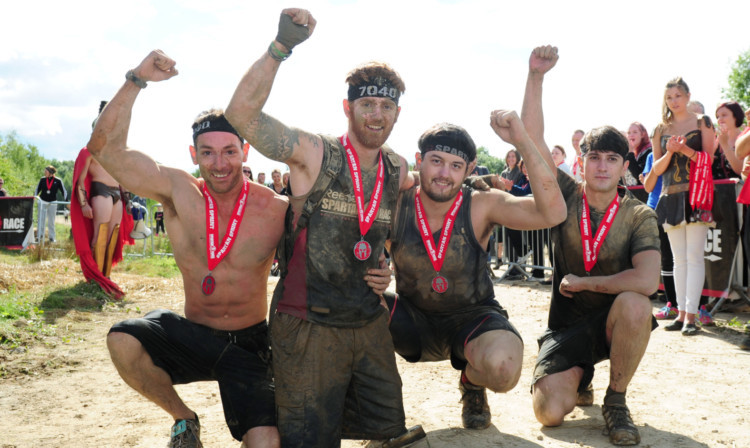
[247,113,300,162]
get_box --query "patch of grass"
[41,281,109,311]
[724,316,749,331]
[0,287,47,348]
[117,254,179,278]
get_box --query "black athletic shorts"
[384,293,522,371]
[532,306,658,393]
[109,309,275,440]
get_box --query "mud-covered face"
[345,97,400,149]
[419,151,470,203]
[581,151,627,194]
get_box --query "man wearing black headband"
[90,50,287,447]
[225,7,423,448]
[522,46,659,446]
[382,116,565,430]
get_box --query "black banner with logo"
[0,197,34,248]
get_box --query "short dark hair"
[716,101,745,128]
[418,123,477,165]
[580,126,629,159]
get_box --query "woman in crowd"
[624,122,652,186]
[712,101,745,179]
[651,77,716,336]
[495,149,523,267]
[550,145,571,175]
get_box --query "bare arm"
[642,165,658,193]
[77,155,93,219]
[87,50,180,205]
[484,109,565,230]
[736,129,750,159]
[559,249,660,298]
[650,126,674,177]
[225,9,322,196]
[521,45,558,174]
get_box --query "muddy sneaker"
[576,383,594,407]
[698,305,714,326]
[601,390,640,446]
[654,302,678,320]
[168,416,202,448]
[380,425,426,448]
[459,379,491,429]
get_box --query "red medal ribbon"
[689,151,713,212]
[414,188,463,274]
[203,179,250,272]
[340,134,384,238]
[45,177,54,191]
[580,190,620,274]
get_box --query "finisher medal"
[580,190,620,275]
[414,188,463,294]
[431,275,449,294]
[353,239,372,261]
[202,179,250,296]
[201,273,216,295]
[340,134,384,262]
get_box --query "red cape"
[71,147,134,299]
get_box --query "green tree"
[475,146,505,174]
[0,132,48,196]
[722,48,750,111]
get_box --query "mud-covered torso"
[391,186,494,313]
[278,135,400,327]
[548,172,659,330]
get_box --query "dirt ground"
[2,258,750,448]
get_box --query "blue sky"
[2,0,747,182]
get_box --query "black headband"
[192,115,244,145]
[347,76,401,105]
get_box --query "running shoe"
[459,378,491,429]
[602,391,640,446]
[168,416,202,448]
[698,305,714,326]
[654,302,678,320]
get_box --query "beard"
[421,178,461,203]
[349,117,395,150]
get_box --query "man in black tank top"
[383,117,566,430]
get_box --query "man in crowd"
[35,165,67,243]
[383,115,565,429]
[256,171,266,186]
[92,50,287,447]
[225,7,423,447]
[522,45,660,446]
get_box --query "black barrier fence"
[495,180,749,306]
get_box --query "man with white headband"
[382,116,565,430]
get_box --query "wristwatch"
[125,69,147,89]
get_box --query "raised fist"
[276,8,317,52]
[529,45,558,75]
[132,50,178,83]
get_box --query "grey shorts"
[384,293,522,371]
[271,311,406,447]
